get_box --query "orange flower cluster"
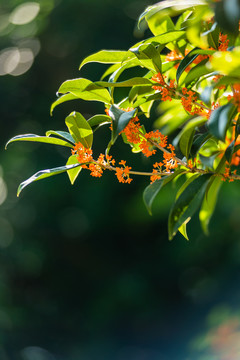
[71,142,93,166]
[140,130,168,157]
[150,162,163,183]
[181,87,211,118]
[218,33,229,51]
[115,160,133,184]
[165,50,183,62]
[120,114,141,144]
[152,73,176,102]
[222,166,236,182]
[152,72,166,86]
[163,144,178,172]
[72,142,116,178]
[149,145,179,183]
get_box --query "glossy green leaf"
[199,153,220,169]
[130,31,186,53]
[168,173,212,240]
[58,78,112,104]
[147,14,175,36]
[66,155,82,185]
[86,77,153,89]
[50,93,78,115]
[176,47,200,83]
[173,117,207,158]
[17,163,82,196]
[176,173,200,199]
[208,103,237,141]
[87,114,111,131]
[184,64,213,87]
[178,222,189,241]
[5,134,74,149]
[225,140,235,164]
[65,112,93,148]
[190,132,211,158]
[131,43,162,73]
[45,130,75,145]
[199,176,222,235]
[79,50,133,69]
[138,0,207,26]
[143,168,186,215]
[109,105,137,144]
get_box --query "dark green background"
[1,1,240,359]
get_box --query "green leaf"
[50,93,78,115]
[65,112,93,148]
[131,43,162,73]
[208,103,237,141]
[168,173,212,240]
[86,77,153,89]
[173,117,207,158]
[184,64,213,87]
[199,153,220,169]
[45,130,75,144]
[87,114,111,131]
[199,176,222,235]
[17,163,82,196]
[225,140,235,164]
[143,168,186,215]
[58,78,112,104]
[176,173,200,199]
[79,50,133,69]
[131,31,186,51]
[147,14,175,36]
[176,47,200,83]
[138,0,207,26]
[178,221,189,240]
[5,134,74,149]
[190,132,211,158]
[66,155,82,185]
[109,105,137,144]
[140,100,154,118]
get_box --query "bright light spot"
[0,47,35,76]
[0,48,20,75]
[0,177,8,206]
[18,38,41,56]
[9,2,40,25]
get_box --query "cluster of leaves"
[6,0,240,240]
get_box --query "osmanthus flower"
[152,73,176,102]
[181,87,211,118]
[140,130,168,158]
[218,33,229,51]
[120,114,142,144]
[150,162,163,184]
[163,144,178,172]
[115,160,133,184]
[71,142,93,167]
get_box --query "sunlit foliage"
[6,0,240,239]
